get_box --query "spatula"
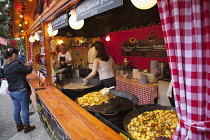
[100,86,115,96]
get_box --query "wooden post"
[42,22,52,86]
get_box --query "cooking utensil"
[75,90,139,116]
[100,86,115,95]
[123,104,176,134]
[60,77,101,100]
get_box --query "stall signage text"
[52,13,68,30]
[122,39,167,57]
[76,0,123,21]
[40,35,44,45]
[0,37,7,46]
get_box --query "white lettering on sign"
[0,37,7,46]
[76,0,122,21]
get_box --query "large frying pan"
[60,77,101,100]
[75,90,139,116]
[123,104,176,134]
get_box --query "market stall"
[23,0,177,139]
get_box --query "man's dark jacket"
[3,59,32,92]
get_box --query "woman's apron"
[60,56,72,78]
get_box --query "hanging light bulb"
[47,23,58,37]
[34,32,40,41]
[131,0,157,10]
[29,35,35,43]
[69,8,84,30]
[58,39,63,44]
[105,35,110,41]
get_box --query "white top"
[88,47,97,69]
[166,80,173,97]
[58,51,72,66]
[98,57,114,80]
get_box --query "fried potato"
[127,110,178,140]
[77,92,116,106]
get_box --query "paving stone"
[0,94,51,140]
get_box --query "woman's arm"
[111,57,117,75]
[83,58,100,83]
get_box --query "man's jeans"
[10,89,29,125]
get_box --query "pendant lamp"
[34,32,40,41]
[69,9,84,30]
[47,23,58,37]
[29,35,35,43]
[131,0,157,10]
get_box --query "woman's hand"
[60,61,65,65]
[83,79,88,85]
[25,61,33,66]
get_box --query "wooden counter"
[36,86,125,140]
[116,76,158,105]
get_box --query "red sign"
[0,37,7,46]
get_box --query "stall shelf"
[36,86,125,140]
[116,76,158,105]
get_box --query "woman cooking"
[83,41,117,88]
[58,43,73,78]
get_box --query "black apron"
[60,56,72,78]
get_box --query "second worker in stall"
[58,43,73,78]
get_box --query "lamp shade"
[47,23,58,37]
[131,0,157,10]
[69,14,84,30]
[29,35,35,43]
[34,32,40,41]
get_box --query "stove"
[94,113,135,140]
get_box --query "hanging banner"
[0,37,7,46]
[51,13,68,30]
[76,0,123,21]
[122,39,167,57]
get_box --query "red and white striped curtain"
[157,0,210,140]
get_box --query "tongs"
[100,86,115,96]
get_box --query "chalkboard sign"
[122,39,167,57]
[40,35,44,45]
[76,0,123,21]
[52,13,68,30]
[36,94,70,140]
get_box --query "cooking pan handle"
[73,89,85,91]
[133,104,161,110]
[100,111,118,116]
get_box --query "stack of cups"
[147,73,156,82]
[132,69,139,79]
[140,74,148,83]
[150,60,158,75]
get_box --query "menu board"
[40,46,47,77]
[76,0,123,21]
[40,35,44,45]
[52,13,68,30]
[122,39,167,57]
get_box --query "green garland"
[0,0,15,49]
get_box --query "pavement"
[0,93,51,140]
